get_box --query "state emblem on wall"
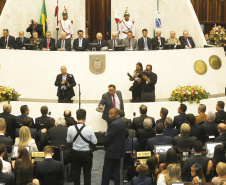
[89,55,106,75]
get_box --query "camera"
[137,70,148,78]
[30,19,35,28]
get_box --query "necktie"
[114,40,116,46]
[5,38,7,48]
[186,38,190,47]
[145,38,148,49]
[79,39,82,47]
[62,40,65,49]
[112,95,116,108]
[47,39,49,49]
[21,38,23,43]
[129,39,131,49]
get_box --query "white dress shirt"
[61,40,65,49]
[111,93,120,110]
[0,157,12,174]
[79,38,83,47]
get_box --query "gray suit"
[99,91,124,122]
[107,39,122,49]
[122,37,138,51]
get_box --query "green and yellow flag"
[40,0,48,37]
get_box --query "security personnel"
[29,32,43,50]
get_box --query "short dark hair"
[128,31,132,34]
[180,104,187,113]
[41,106,48,115]
[77,30,83,34]
[142,28,148,33]
[186,114,196,125]
[140,105,147,114]
[146,64,152,70]
[161,107,168,117]
[118,110,125,117]
[3,29,8,33]
[217,101,225,109]
[76,109,86,120]
[23,117,32,127]
[20,105,28,114]
[193,140,203,153]
[65,117,76,127]
[0,143,6,156]
[155,122,164,134]
[44,118,55,130]
[108,84,116,89]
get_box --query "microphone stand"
[78,84,81,109]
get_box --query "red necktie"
[113,95,116,108]
[47,39,49,49]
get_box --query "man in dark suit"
[163,117,178,138]
[136,118,156,151]
[138,28,152,50]
[173,103,187,130]
[107,32,122,50]
[156,107,168,124]
[215,123,226,142]
[15,31,29,49]
[181,141,209,181]
[179,30,196,49]
[0,159,14,185]
[92,32,107,51]
[132,104,155,131]
[101,108,126,185]
[186,114,202,141]
[152,30,165,50]
[15,105,34,128]
[56,32,71,51]
[36,146,64,185]
[54,65,76,102]
[0,29,15,49]
[173,123,197,148]
[0,118,13,146]
[42,31,56,51]
[145,122,172,152]
[35,106,51,131]
[99,84,124,127]
[215,101,226,124]
[26,19,43,38]
[0,104,16,140]
[73,30,89,51]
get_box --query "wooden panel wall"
[0,0,6,15]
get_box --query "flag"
[114,6,119,23]
[40,0,48,37]
[55,5,59,17]
[153,0,161,37]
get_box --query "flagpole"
[57,0,59,39]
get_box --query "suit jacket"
[163,127,179,138]
[104,117,126,159]
[173,113,187,130]
[15,37,29,49]
[133,115,155,131]
[125,137,139,151]
[15,114,35,128]
[122,37,138,51]
[0,135,13,146]
[0,35,15,49]
[99,91,124,122]
[136,128,156,151]
[152,37,166,50]
[166,37,181,45]
[36,158,64,185]
[145,134,173,152]
[179,36,196,48]
[0,112,16,140]
[181,155,209,181]
[35,115,51,131]
[190,124,202,141]
[26,24,43,38]
[173,135,197,148]
[195,113,208,125]
[156,117,166,124]
[42,38,56,51]
[138,37,152,50]
[73,37,89,50]
[0,172,14,185]
[215,133,226,142]
[215,110,226,124]
[132,175,152,185]
[107,39,122,49]
[56,38,71,51]
[201,122,218,143]
[54,73,76,99]
[15,127,38,141]
[92,39,107,51]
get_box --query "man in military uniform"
[58,8,74,39]
[118,8,135,39]
[29,32,43,50]
[26,19,43,38]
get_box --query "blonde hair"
[18,126,32,146]
[136,164,148,176]
[165,163,181,185]
[180,123,190,135]
[216,162,226,177]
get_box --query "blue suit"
[132,175,152,185]
[163,127,179,138]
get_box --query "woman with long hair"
[191,163,206,183]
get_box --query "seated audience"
[215,101,226,124]
[0,29,15,49]
[122,31,138,51]
[163,117,178,138]
[15,30,29,49]
[191,163,206,183]
[215,123,226,142]
[133,105,155,131]
[166,31,181,45]
[146,156,159,185]
[64,110,77,126]
[15,126,38,152]
[73,30,89,51]
[29,32,43,50]
[186,114,201,141]
[136,118,156,151]
[179,30,196,49]
[0,118,13,146]
[0,159,14,185]
[173,123,197,148]
[16,105,34,128]
[173,103,187,130]
[35,106,51,131]
[56,32,71,51]
[181,141,209,181]
[145,123,172,152]
[107,32,122,50]
[196,104,208,124]
[212,162,226,185]
[0,144,12,174]
[132,164,152,185]
[138,29,152,50]
[125,129,139,151]
[0,103,16,141]
[65,117,76,127]
[92,32,107,51]
[43,117,55,130]
[156,107,168,124]
[42,31,56,51]
[36,146,64,185]
[152,30,165,50]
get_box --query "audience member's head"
[146,156,158,175]
[18,146,32,166]
[0,143,6,157]
[218,123,226,134]
[44,145,54,158]
[18,126,32,145]
[136,164,148,177]
[156,30,161,37]
[207,111,216,122]
[57,117,66,126]
[178,104,187,114]
[170,31,176,39]
[20,105,29,115]
[127,31,133,39]
[146,65,152,75]
[205,34,209,41]
[0,118,6,133]
[198,104,206,114]
[183,30,189,38]
[3,103,12,113]
[163,148,178,170]
[19,31,24,38]
[216,162,226,177]
[64,110,71,118]
[186,114,196,125]
[118,110,125,118]
[44,117,55,130]
[22,117,32,127]
[16,164,34,185]
[77,30,83,39]
[61,32,66,40]
[155,122,164,134]
[143,118,153,129]
[193,140,203,153]
[96,32,103,41]
[108,84,116,96]
[164,117,173,128]
[45,31,51,40]
[180,123,190,135]
[160,107,168,118]
[216,101,225,111]
[112,32,117,40]
[191,163,206,183]
[109,108,119,121]
[41,106,48,115]
[139,105,147,115]
[165,163,181,185]
[213,145,226,164]
[65,117,76,127]
[76,109,86,121]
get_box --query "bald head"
[156,30,161,37]
[61,66,67,75]
[3,104,12,113]
[218,123,226,134]
[112,32,117,40]
[19,31,24,38]
[64,110,71,118]
[96,32,103,41]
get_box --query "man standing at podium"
[55,66,76,103]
